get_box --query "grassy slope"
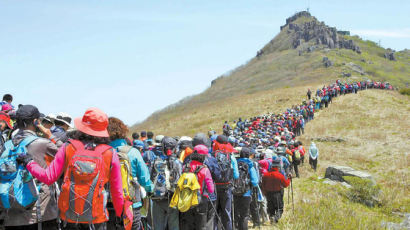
[132,15,409,135]
[267,90,410,230]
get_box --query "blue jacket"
[237,158,258,197]
[110,139,154,208]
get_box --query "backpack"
[204,156,222,182]
[294,149,301,160]
[233,161,250,196]
[213,151,233,186]
[0,136,39,209]
[143,150,156,175]
[169,165,205,212]
[117,146,141,204]
[151,156,181,199]
[58,140,112,224]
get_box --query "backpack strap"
[14,135,39,151]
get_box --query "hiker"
[262,158,290,223]
[177,145,215,230]
[150,136,182,230]
[132,132,145,152]
[0,111,13,153]
[140,131,147,142]
[144,131,154,148]
[41,114,55,129]
[50,112,72,143]
[108,117,154,230]
[212,135,239,230]
[306,89,311,100]
[18,107,124,230]
[309,142,319,171]
[2,105,60,229]
[0,94,14,112]
[233,147,259,230]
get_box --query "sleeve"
[249,166,259,187]
[230,155,239,179]
[45,139,59,157]
[26,144,66,185]
[280,174,291,188]
[130,148,154,193]
[109,152,125,217]
[203,168,215,194]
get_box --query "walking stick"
[287,186,290,205]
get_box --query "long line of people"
[0,79,394,230]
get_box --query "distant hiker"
[223,121,231,136]
[41,114,56,129]
[50,112,72,143]
[307,89,311,100]
[309,142,319,171]
[140,131,147,141]
[0,111,13,152]
[261,158,290,223]
[132,132,145,152]
[19,108,125,230]
[233,147,259,230]
[0,94,14,112]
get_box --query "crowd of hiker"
[0,80,394,230]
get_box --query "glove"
[16,154,33,167]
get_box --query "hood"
[12,129,37,146]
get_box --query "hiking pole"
[208,197,225,230]
[287,186,290,205]
[232,197,235,230]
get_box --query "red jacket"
[262,168,290,193]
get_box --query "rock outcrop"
[325,165,374,183]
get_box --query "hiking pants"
[266,190,284,219]
[132,208,142,230]
[309,157,318,171]
[180,201,208,230]
[233,195,251,230]
[293,162,300,178]
[206,200,216,230]
[152,199,179,230]
[214,186,233,230]
[5,220,59,230]
[250,193,260,227]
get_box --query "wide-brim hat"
[55,112,72,127]
[0,112,13,129]
[74,108,109,138]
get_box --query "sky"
[1,0,409,126]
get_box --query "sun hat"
[74,108,109,137]
[43,113,56,123]
[54,112,72,127]
[0,112,13,129]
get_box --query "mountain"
[131,11,410,136]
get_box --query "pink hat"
[194,144,209,156]
[1,104,12,112]
[74,108,109,137]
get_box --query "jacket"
[110,139,154,208]
[2,130,58,226]
[237,158,259,197]
[186,160,214,196]
[26,141,124,218]
[212,142,239,180]
[262,168,290,193]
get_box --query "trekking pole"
[208,197,225,230]
[287,186,290,205]
[232,198,235,230]
[290,176,294,215]
[32,179,42,230]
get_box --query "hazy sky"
[1,0,409,125]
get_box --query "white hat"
[54,112,72,127]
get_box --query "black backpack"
[213,150,233,185]
[233,161,250,195]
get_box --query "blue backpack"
[0,136,40,209]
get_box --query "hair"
[190,151,205,163]
[107,117,129,141]
[140,131,146,137]
[70,130,110,145]
[16,118,35,129]
[147,131,154,139]
[132,132,139,139]
[2,94,12,102]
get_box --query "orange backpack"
[58,140,113,224]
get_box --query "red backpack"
[58,140,113,224]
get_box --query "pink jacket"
[187,160,214,195]
[26,143,124,217]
